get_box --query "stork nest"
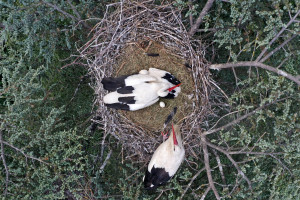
[81,1,215,161]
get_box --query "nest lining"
[81,0,214,160]
[116,41,195,131]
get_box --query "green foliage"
[0,0,97,199]
[0,0,299,199]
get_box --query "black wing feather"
[144,166,171,189]
[101,75,129,91]
[117,86,135,94]
[105,103,130,110]
[118,96,136,104]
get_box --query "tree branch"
[225,153,253,191]
[210,61,300,86]
[3,141,49,165]
[200,186,211,200]
[188,0,194,27]
[256,9,300,61]
[188,0,215,36]
[260,34,298,63]
[212,150,227,187]
[99,149,112,172]
[67,0,81,20]
[0,130,9,196]
[43,1,79,22]
[180,167,206,200]
[201,133,220,200]
[203,102,269,136]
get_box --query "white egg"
[159,101,165,108]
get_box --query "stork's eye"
[171,90,175,93]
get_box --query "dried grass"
[116,41,194,130]
[80,0,216,161]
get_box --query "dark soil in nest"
[115,40,195,131]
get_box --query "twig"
[189,0,215,36]
[43,1,79,21]
[206,140,253,191]
[2,141,49,165]
[210,61,300,86]
[269,154,293,176]
[260,34,298,63]
[0,130,9,196]
[155,191,164,200]
[277,57,289,69]
[188,0,194,27]
[99,149,112,172]
[200,186,211,200]
[225,153,253,191]
[206,138,282,157]
[212,150,226,187]
[203,102,270,136]
[180,167,206,200]
[201,133,220,200]
[67,0,81,20]
[256,10,300,61]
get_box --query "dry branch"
[225,153,253,191]
[99,149,112,173]
[0,130,9,196]
[256,9,300,62]
[43,1,79,21]
[212,150,226,187]
[201,133,220,200]
[210,61,300,86]
[260,34,298,63]
[180,167,206,200]
[3,140,49,165]
[200,186,211,200]
[189,0,215,36]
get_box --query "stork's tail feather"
[163,107,177,128]
[101,75,129,91]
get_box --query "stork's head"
[148,68,181,98]
[171,124,183,148]
[148,68,181,85]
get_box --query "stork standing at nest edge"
[143,124,185,189]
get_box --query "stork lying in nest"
[101,68,181,111]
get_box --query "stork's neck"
[172,124,178,145]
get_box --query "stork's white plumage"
[101,68,181,111]
[143,124,185,189]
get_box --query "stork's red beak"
[168,83,181,92]
[172,124,178,145]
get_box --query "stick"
[3,141,49,165]
[200,186,211,200]
[204,97,291,135]
[256,10,300,61]
[210,61,300,86]
[43,1,79,21]
[99,149,112,172]
[201,133,220,200]
[260,34,298,63]
[189,0,215,36]
[180,167,206,200]
[0,130,9,196]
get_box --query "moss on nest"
[115,41,195,131]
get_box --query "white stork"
[143,124,185,189]
[101,68,181,111]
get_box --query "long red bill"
[172,124,178,145]
[168,83,182,92]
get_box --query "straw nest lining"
[117,41,194,131]
[81,1,213,160]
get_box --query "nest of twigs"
[81,1,214,161]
